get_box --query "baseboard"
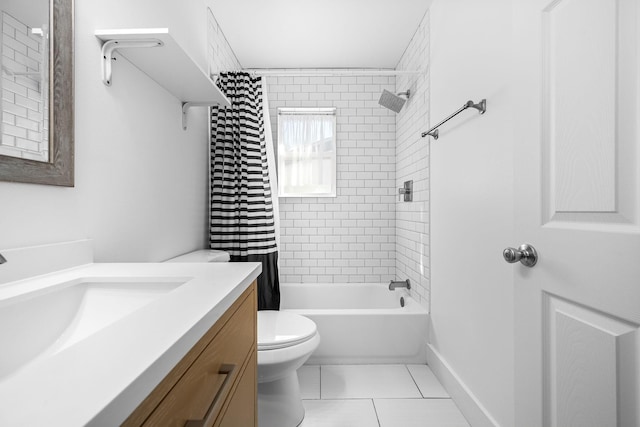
[427,344,500,427]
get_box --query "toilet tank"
[165,250,230,263]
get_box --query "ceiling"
[211,0,432,69]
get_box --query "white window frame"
[277,107,337,198]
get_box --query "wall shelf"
[95,28,230,129]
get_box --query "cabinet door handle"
[184,363,238,427]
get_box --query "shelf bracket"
[101,39,164,86]
[182,102,221,130]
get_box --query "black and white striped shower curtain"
[210,72,280,310]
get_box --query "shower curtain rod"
[242,69,426,77]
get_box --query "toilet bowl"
[257,310,320,427]
[165,250,319,427]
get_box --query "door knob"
[503,243,538,267]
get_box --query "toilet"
[166,250,320,427]
[257,310,320,427]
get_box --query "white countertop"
[0,261,261,426]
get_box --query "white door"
[513,0,640,426]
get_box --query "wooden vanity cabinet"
[123,282,257,427]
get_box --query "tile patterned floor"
[298,364,470,427]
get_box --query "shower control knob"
[503,244,538,267]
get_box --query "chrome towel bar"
[422,99,486,140]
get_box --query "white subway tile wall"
[266,72,397,284]
[207,8,241,75]
[0,12,49,161]
[395,11,430,310]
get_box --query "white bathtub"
[280,283,429,364]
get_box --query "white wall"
[266,73,397,283]
[0,0,231,262]
[428,0,514,426]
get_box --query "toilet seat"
[257,311,317,351]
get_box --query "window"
[277,107,337,197]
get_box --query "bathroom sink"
[0,277,186,378]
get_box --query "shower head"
[378,89,411,113]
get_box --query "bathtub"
[280,283,428,365]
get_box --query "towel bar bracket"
[468,99,486,114]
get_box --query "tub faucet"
[389,279,411,290]
[0,253,6,264]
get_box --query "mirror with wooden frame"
[0,0,74,187]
